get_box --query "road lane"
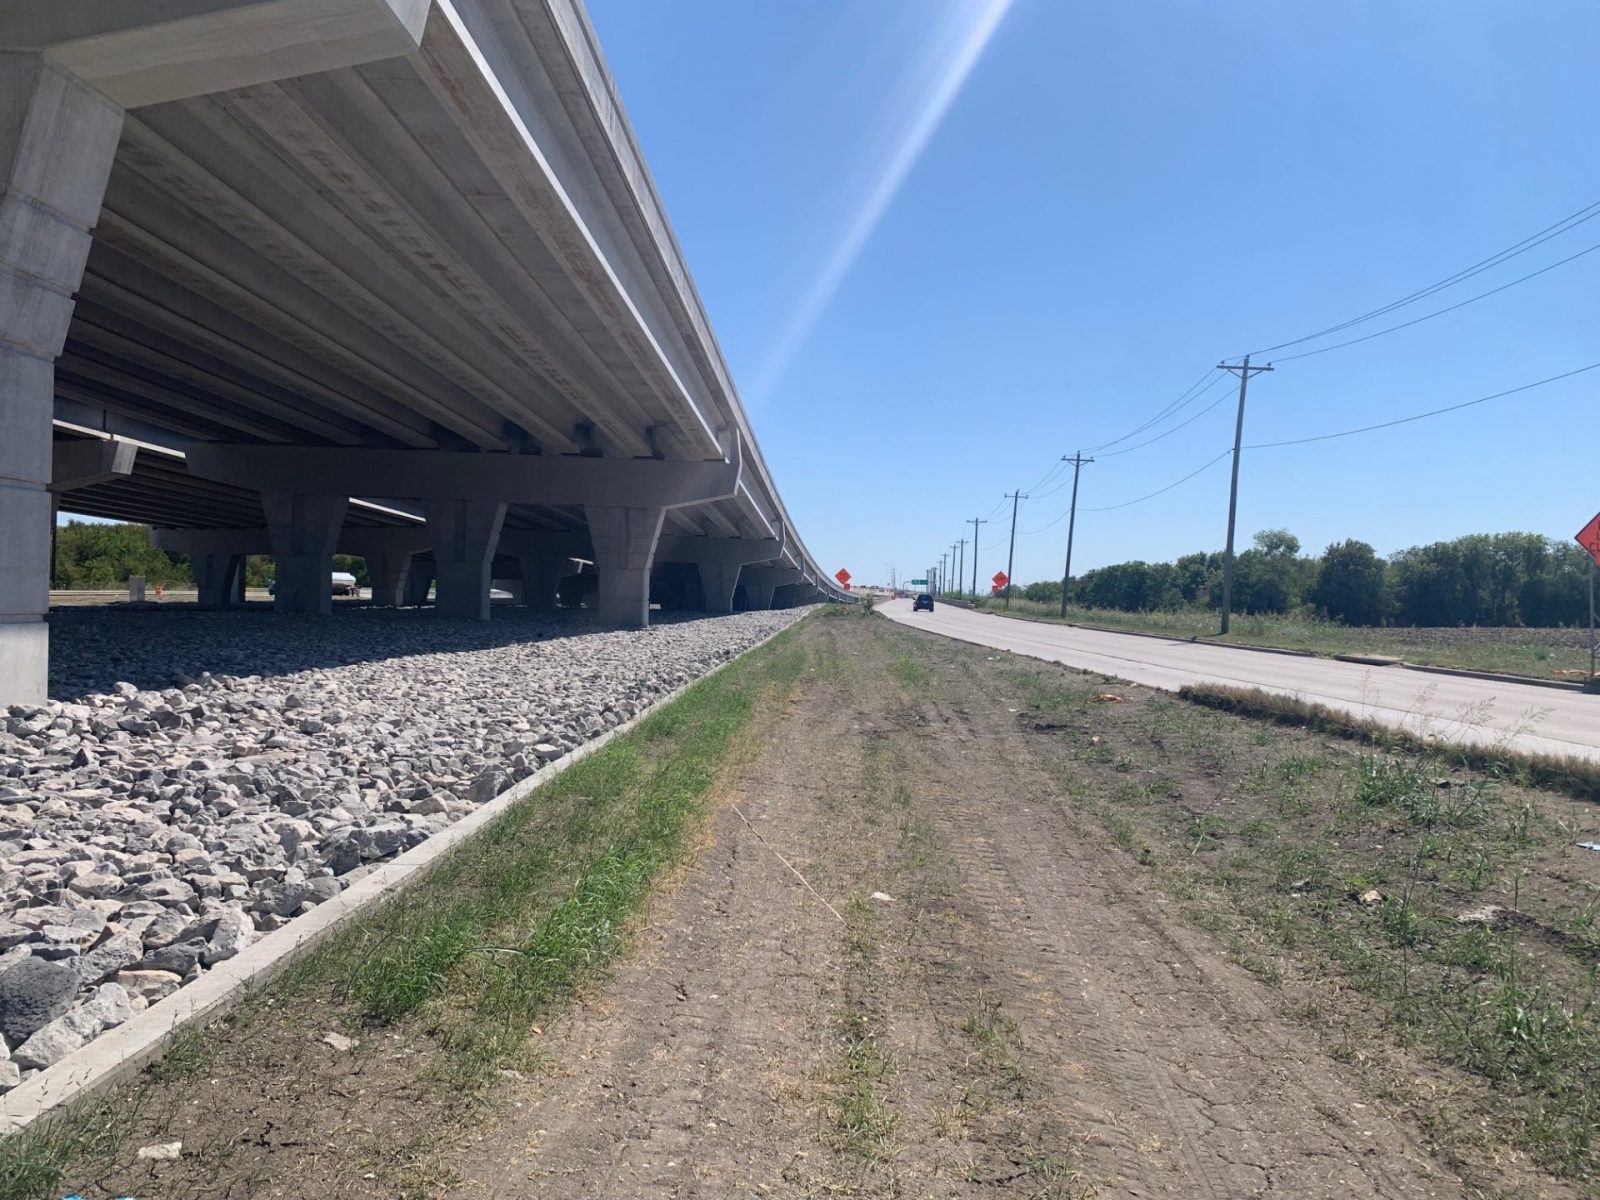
[881,598,1600,762]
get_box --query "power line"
[1022,457,1068,493]
[1081,449,1233,513]
[1055,359,1600,521]
[1246,198,1600,357]
[1096,378,1235,458]
[1082,367,1215,454]
[1005,367,1232,504]
[1246,360,1600,449]
[1271,237,1600,364]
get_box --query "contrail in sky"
[750,0,1014,404]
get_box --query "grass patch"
[830,898,898,1162]
[320,634,808,1076]
[981,640,1600,1183]
[1180,682,1600,803]
[0,1099,133,1200]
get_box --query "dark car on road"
[913,593,934,612]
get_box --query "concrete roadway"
[880,598,1600,763]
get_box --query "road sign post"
[1575,514,1600,687]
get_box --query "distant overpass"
[0,0,842,704]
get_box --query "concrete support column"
[698,563,742,614]
[422,499,506,620]
[261,492,347,615]
[0,55,123,705]
[741,567,801,611]
[586,505,664,628]
[192,552,243,610]
[404,567,433,607]
[232,563,247,605]
[366,551,412,608]
[518,555,568,611]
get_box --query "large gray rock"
[82,982,133,1029]
[135,938,207,976]
[12,1007,102,1070]
[203,908,252,965]
[0,957,79,1044]
[73,931,142,985]
[117,969,182,1005]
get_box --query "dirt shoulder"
[445,612,1501,1197]
[32,610,1594,1198]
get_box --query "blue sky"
[586,0,1600,590]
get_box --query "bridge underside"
[1,0,836,704]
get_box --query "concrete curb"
[1333,653,1402,666]
[1398,661,1585,693]
[0,614,808,1136]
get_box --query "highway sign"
[991,571,1009,589]
[909,578,928,587]
[835,567,852,585]
[1578,514,1600,565]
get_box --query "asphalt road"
[881,597,1600,762]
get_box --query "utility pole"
[940,552,948,597]
[955,539,966,599]
[968,517,987,596]
[1216,355,1274,635]
[1003,491,1027,609]
[1057,453,1093,619]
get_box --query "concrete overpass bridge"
[0,0,841,705]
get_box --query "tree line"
[52,521,366,590]
[1014,530,1593,628]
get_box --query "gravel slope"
[0,606,809,1089]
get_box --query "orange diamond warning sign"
[991,571,1009,589]
[1577,514,1600,565]
[835,568,852,585]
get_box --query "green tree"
[1311,540,1385,625]
[1223,529,1304,615]
[53,521,190,588]
[1021,579,1063,605]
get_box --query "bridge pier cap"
[5,0,432,109]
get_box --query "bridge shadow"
[43,604,739,701]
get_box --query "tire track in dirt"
[891,646,1464,1197]
[440,623,881,1197]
